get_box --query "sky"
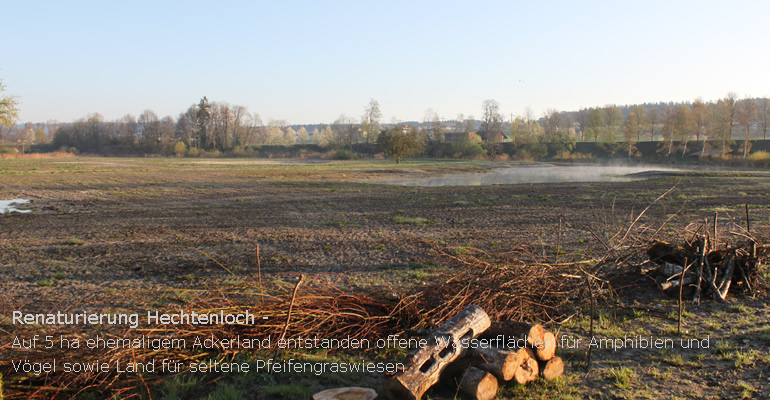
[3,0,769,125]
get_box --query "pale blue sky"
[4,0,769,124]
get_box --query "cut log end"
[540,356,564,381]
[458,367,498,400]
[513,349,539,384]
[313,387,378,400]
[535,331,556,361]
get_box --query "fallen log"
[480,321,545,349]
[457,367,498,400]
[383,305,491,400]
[469,347,523,381]
[539,356,564,381]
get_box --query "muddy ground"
[1,157,769,399]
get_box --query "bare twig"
[678,258,690,336]
[616,183,679,246]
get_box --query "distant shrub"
[328,149,358,160]
[201,149,221,158]
[516,142,547,160]
[747,150,770,162]
[554,151,594,160]
[187,147,199,157]
[448,142,485,159]
[174,141,187,157]
[231,146,252,157]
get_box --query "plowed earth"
[1,158,769,399]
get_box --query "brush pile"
[383,305,563,400]
[1,243,587,399]
[645,219,764,302]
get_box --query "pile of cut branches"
[645,213,766,302]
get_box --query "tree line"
[2,88,769,161]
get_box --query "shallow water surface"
[0,199,32,213]
[379,164,683,186]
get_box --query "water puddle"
[0,199,33,214]
[379,164,684,187]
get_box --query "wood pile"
[646,234,760,302]
[383,305,563,400]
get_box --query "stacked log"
[383,305,564,400]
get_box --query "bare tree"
[138,109,160,150]
[691,98,709,142]
[230,105,248,147]
[332,114,360,147]
[176,106,198,147]
[361,99,382,144]
[721,92,738,156]
[630,105,647,142]
[481,99,504,142]
[673,104,695,158]
[602,105,623,143]
[662,107,675,155]
[159,116,175,145]
[576,108,589,141]
[587,107,604,143]
[246,112,263,145]
[736,97,757,157]
[296,127,310,144]
[646,108,659,141]
[543,108,562,139]
[756,97,769,140]
[423,108,445,143]
[622,111,639,159]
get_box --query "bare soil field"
[1,157,769,399]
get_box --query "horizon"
[4,0,769,125]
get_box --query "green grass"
[501,372,581,399]
[393,216,435,224]
[735,381,757,399]
[731,349,758,368]
[156,373,204,400]
[67,237,86,245]
[713,339,735,358]
[730,303,753,316]
[606,366,636,390]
